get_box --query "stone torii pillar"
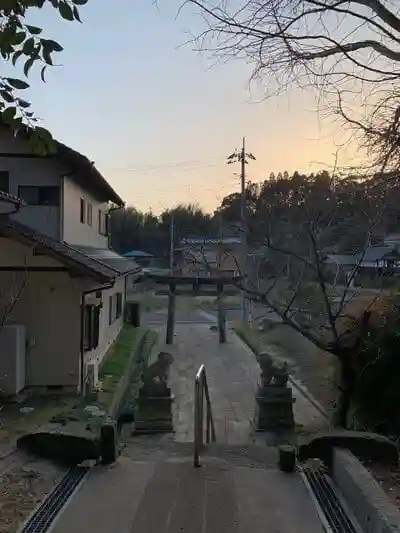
[166,282,176,345]
[217,281,226,343]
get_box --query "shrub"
[337,292,400,435]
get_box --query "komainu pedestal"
[254,385,295,431]
[132,351,174,434]
[133,386,174,434]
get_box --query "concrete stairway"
[51,441,325,533]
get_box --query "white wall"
[83,276,126,382]
[62,177,109,248]
[0,235,128,393]
[0,238,81,389]
[0,130,63,238]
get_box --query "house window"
[87,202,93,226]
[105,213,110,235]
[98,210,108,236]
[0,171,9,193]
[18,186,60,206]
[80,198,86,223]
[109,292,123,324]
[83,304,100,351]
[108,295,113,325]
[116,292,123,319]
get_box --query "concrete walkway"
[48,321,329,533]
[51,454,325,533]
[168,323,328,444]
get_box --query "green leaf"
[12,32,26,46]
[35,126,53,142]
[42,49,53,65]
[18,98,30,109]
[0,90,14,103]
[26,25,43,35]
[2,107,17,123]
[73,0,88,4]
[59,2,74,21]
[40,65,47,82]
[43,39,63,52]
[12,50,23,66]
[23,57,35,77]
[72,5,81,22]
[22,37,35,55]
[6,78,29,89]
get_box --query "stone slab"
[51,457,156,533]
[234,466,326,533]
[51,454,325,533]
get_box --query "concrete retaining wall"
[333,448,400,533]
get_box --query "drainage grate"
[20,466,89,533]
[302,465,359,533]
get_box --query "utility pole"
[227,137,256,323]
[169,215,175,275]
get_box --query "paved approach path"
[168,323,328,444]
[49,320,328,533]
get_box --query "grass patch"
[100,327,140,381]
[235,323,263,357]
[97,326,158,413]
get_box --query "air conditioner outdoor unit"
[0,325,26,395]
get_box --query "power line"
[101,157,223,174]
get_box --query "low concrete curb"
[100,329,157,464]
[333,448,400,533]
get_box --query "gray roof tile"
[0,217,122,282]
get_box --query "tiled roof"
[72,245,141,276]
[360,245,399,262]
[0,123,124,206]
[0,218,122,282]
[55,141,124,206]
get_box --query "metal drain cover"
[302,465,360,533]
[20,466,89,533]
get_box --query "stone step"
[52,453,325,533]
[121,436,279,468]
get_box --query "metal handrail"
[194,364,216,467]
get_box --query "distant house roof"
[326,254,358,266]
[123,250,154,258]
[181,235,242,246]
[0,191,25,207]
[326,246,400,267]
[360,245,399,262]
[1,124,124,206]
[73,245,141,275]
[384,233,400,245]
[0,218,140,282]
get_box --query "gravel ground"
[0,453,66,533]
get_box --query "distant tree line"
[109,203,216,257]
[110,170,400,257]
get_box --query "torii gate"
[147,274,242,344]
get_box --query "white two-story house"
[0,125,140,395]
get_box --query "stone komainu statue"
[258,350,289,387]
[141,351,174,390]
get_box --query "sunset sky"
[22,0,357,214]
